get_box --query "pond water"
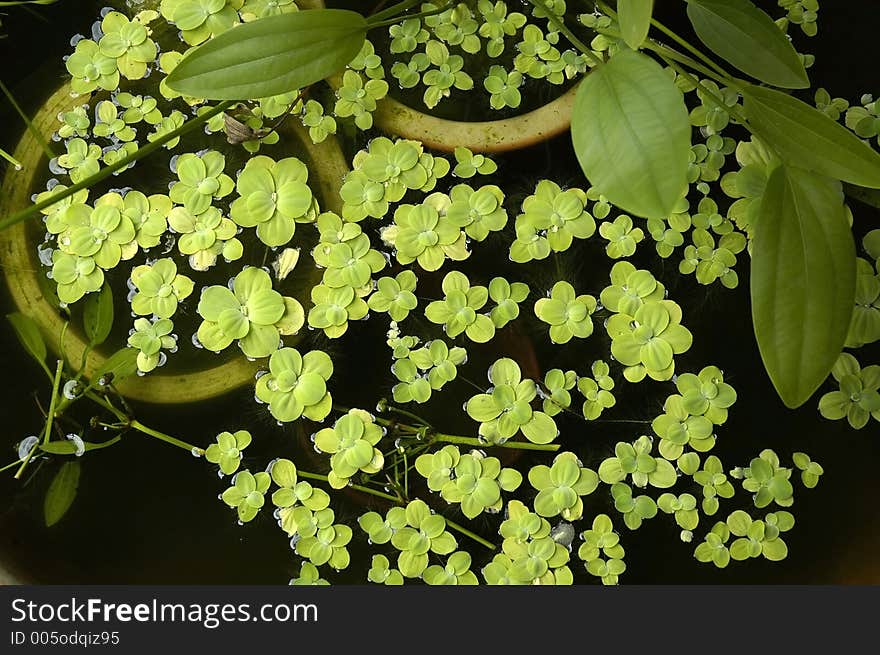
[0,0,878,584]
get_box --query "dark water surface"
[0,1,878,584]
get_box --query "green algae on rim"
[0,82,349,404]
[297,0,580,153]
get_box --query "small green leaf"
[743,85,880,189]
[44,461,81,527]
[686,0,808,89]
[93,348,139,384]
[572,48,690,219]
[619,0,654,49]
[40,437,120,455]
[751,165,856,408]
[166,9,368,100]
[7,312,47,366]
[82,284,114,346]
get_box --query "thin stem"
[386,404,433,428]
[367,0,421,23]
[407,442,434,461]
[129,420,204,455]
[844,183,880,209]
[41,360,64,446]
[0,147,23,170]
[0,100,236,232]
[366,1,454,29]
[586,10,735,89]
[432,432,560,452]
[94,421,125,430]
[369,0,392,17]
[403,450,409,498]
[0,78,57,159]
[73,343,94,384]
[332,403,423,434]
[649,15,730,79]
[537,380,590,423]
[459,376,487,394]
[659,53,749,125]
[35,351,54,382]
[643,40,733,89]
[298,470,402,503]
[445,517,495,550]
[301,468,494,549]
[595,418,652,424]
[528,0,603,67]
[0,459,22,474]
[0,1,63,6]
[259,87,308,136]
[16,359,63,479]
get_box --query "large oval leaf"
[751,165,856,408]
[571,49,690,219]
[7,312,46,366]
[166,9,368,100]
[743,84,880,189]
[44,461,81,527]
[82,283,114,346]
[619,0,654,49]
[686,0,808,89]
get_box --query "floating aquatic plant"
[196,267,303,358]
[466,358,558,445]
[3,0,873,589]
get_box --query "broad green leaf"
[619,0,654,49]
[743,85,880,189]
[686,0,808,89]
[93,348,139,384]
[751,165,856,408]
[571,49,690,219]
[166,9,368,100]
[82,284,114,346]
[7,312,47,366]
[44,461,81,527]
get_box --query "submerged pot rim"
[0,82,349,405]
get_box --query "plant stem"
[367,0,421,23]
[432,432,560,452]
[129,420,204,455]
[299,468,495,549]
[0,100,236,232]
[445,517,496,550]
[41,360,64,446]
[0,459,23,474]
[648,15,731,80]
[403,450,408,498]
[0,147,23,170]
[528,0,603,67]
[366,1,454,29]
[0,78,57,159]
[844,183,880,209]
[659,54,749,125]
[369,0,392,17]
[297,470,401,503]
[596,0,731,83]
[595,418,652,424]
[643,40,733,89]
[15,359,63,479]
[385,404,433,428]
